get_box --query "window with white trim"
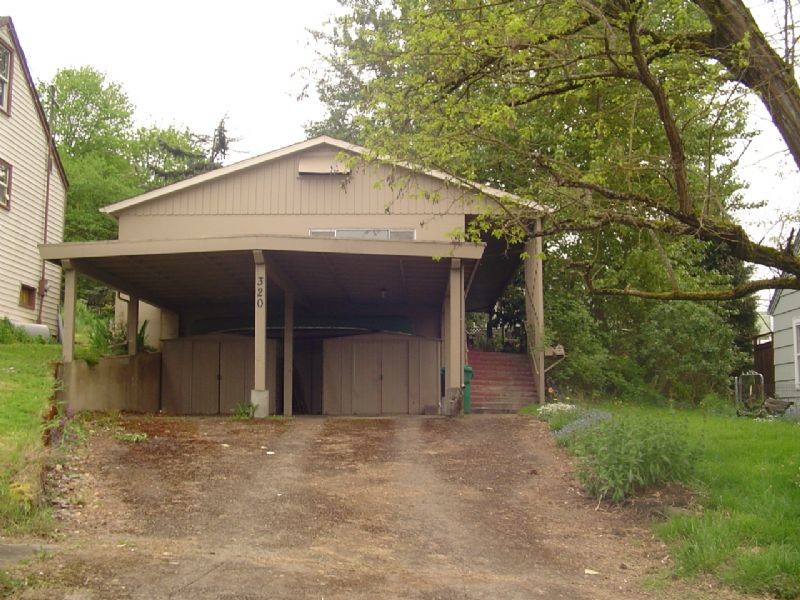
[309,228,416,241]
[0,160,9,208]
[794,318,800,389]
[0,42,11,113]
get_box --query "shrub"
[564,414,696,502]
[553,409,611,441]
[535,403,581,431]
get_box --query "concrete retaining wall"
[61,353,161,414]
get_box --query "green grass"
[0,343,61,535]
[605,403,800,598]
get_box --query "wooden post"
[251,250,269,417]
[446,258,463,390]
[524,219,546,404]
[283,292,294,416]
[62,262,76,363]
[127,295,139,356]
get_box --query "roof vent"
[298,156,350,175]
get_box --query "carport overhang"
[41,234,492,416]
[40,234,486,312]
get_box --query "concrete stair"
[467,350,538,413]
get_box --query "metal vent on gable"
[297,155,350,175]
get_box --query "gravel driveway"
[5,414,738,599]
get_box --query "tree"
[311,0,800,301]
[39,67,229,308]
[132,118,231,188]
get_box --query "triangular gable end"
[102,135,541,218]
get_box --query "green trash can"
[463,365,474,414]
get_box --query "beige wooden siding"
[322,333,441,415]
[0,25,65,333]
[117,146,492,243]
[117,213,467,243]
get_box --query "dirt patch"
[4,415,755,599]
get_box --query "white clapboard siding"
[772,289,800,402]
[0,23,65,334]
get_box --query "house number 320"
[255,275,265,308]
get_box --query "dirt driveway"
[6,415,738,599]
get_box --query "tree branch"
[582,273,800,301]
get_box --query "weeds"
[231,402,255,420]
[565,415,696,502]
[0,319,49,344]
[0,344,61,535]
[114,431,148,443]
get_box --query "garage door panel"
[191,340,220,414]
[220,341,247,414]
[382,342,409,414]
[353,342,381,415]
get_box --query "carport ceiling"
[65,250,477,311]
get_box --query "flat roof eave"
[39,234,485,263]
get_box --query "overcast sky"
[5,0,339,156]
[5,0,798,307]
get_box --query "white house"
[0,17,67,335]
[767,235,800,406]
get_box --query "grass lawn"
[0,343,61,534]
[649,406,800,599]
[530,401,800,598]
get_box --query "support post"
[524,219,546,404]
[283,292,294,416]
[251,250,270,417]
[62,262,76,363]
[127,295,139,356]
[444,258,464,414]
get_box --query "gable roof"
[0,17,68,188]
[767,232,800,315]
[101,135,542,216]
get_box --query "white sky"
[4,0,798,309]
[4,0,340,156]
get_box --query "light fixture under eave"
[380,288,387,300]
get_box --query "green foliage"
[231,402,255,420]
[39,67,229,312]
[0,319,48,345]
[563,414,696,502]
[0,344,61,535]
[637,302,740,403]
[74,301,152,365]
[531,402,582,431]
[114,431,148,443]
[641,406,800,598]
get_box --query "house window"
[0,160,9,208]
[0,41,11,114]
[309,228,416,240]
[794,318,800,389]
[19,284,36,309]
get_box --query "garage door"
[323,333,439,415]
[161,335,275,414]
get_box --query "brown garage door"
[323,333,440,415]
[161,335,275,415]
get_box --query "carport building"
[40,137,545,416]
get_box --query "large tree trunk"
[695,0,800,171]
